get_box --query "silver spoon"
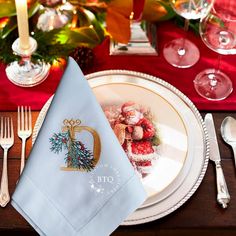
[221,116,236,168]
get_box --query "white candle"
[15,0,30,50]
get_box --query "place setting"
[0,0,236,235]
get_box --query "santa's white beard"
[125,112,143,125]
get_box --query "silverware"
[221,116,236,168]
[204,113,230,208]
[0,117,14,207]
[18,106,32,174]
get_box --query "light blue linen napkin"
[11,57,146,236]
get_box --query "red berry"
[62,138,67,143]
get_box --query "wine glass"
[194,0,236,100]
[163,0,214,68]
[37,0,74,31]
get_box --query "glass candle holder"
[6,37,50,87]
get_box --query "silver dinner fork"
[18,106,32,174]
[0,117,14,207]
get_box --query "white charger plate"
[32,70,209,224]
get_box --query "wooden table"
[0,111,235,236]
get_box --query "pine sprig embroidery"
[49,130,95,171]
[50,132,69,153]
[66,139,95,172]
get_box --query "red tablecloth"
[0,21,236,111]
[0,63,64,111]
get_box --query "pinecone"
[70,46,94,72]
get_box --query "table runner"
[0,21,235,111]
[0,62,64,111]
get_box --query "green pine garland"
[31,29,76,64]
[50,131,95,172]
[0,28,76,65]
[0,31,21,64]
[0,1,105,65]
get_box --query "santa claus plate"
[33,70,209,224]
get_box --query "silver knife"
[204,113,230,208]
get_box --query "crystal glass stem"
[177,19,190,57]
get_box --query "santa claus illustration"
[113,102,157,176]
